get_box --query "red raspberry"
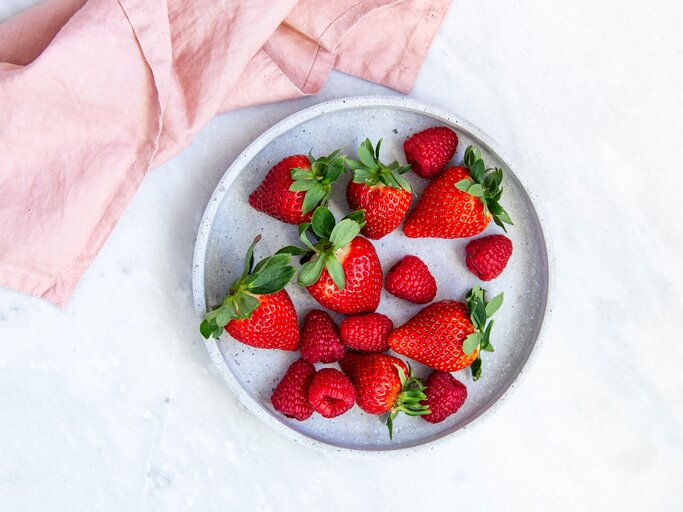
[404,127,458,179]
[465,234,513,281]
[421,371,467,424]
[307,368,356,418]
[299,310,346,364]
[340,313,393,353]
[384,255,437,304]
[271,359,316,421]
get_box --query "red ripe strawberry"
[465,234,513,281]
[388,286,503,380]
[339,352,429,438]
[346,139,412,239]
[404,126,458,178]
[421,371,468,424]
[300,310,346,364]
[307,368,356,418]
[339,313,393,353]
[249,150,345,224]
[271,359,316,421]
[403,145,513,238]
[200,236,299,350]
[384,255,437,304]
[285,208,382,315]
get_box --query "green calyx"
[199,235,296,339]
[455,145,514,232]
[289,149,346,214]
[462,285,504,381]
[347,138,412,192]
[277,207,366,291]
[387,363,430,440]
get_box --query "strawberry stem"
[289,149,346,214]
[347,139,412,192]
[455,145,513,232]
[462,285,504,380]
[386,363,430,439]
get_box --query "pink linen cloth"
[0,0,450,307]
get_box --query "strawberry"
[271,359,316,420]
[346,139,412,239]
[299,310,346,364]
[281,207,382,315]
[420,371,468,424]
[199,236,299,350]
[404,126,458,178]
[249,150,345,224]
[388,286,503,380]
[339,352,429,438]
[339,313,393,353]
[384,255,437,304]
[403,145,513,238]
[307,368,356,418]
[465,234,513,281]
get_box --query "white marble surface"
[1,0,682,510]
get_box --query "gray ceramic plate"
[192,96,549,453]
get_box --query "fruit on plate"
[388,285,503,380]
[249,151,346,224]
[280,207,382,315]
[271,359,316,420]
[465,234,513,281]
[307,368,356,418]
[299,310,346,364]
[403,145,513,238]
[403,126,458,178]
[384,255,437,304]
[199,236,299,350]
[346,139,412,239]
[339,313,393,353]
[420,371,468,424]
[339,352,430,438]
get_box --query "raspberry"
[384,255,437,304]
[299,310,346,364]
[404,127,458,179]
[307,368,355,418]
[421,371,467,424]
[271,359,316,421]
[465,234,513,281]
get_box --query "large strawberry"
[346,139,412,239]
[403,145,513,238]
[249,150,345,225]
[339,352,429,438]
[280,207,382,315]
[199,236,299,350]
[388,285,503,380]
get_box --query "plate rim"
[192,95,555,456]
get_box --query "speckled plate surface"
[192,96,549,453]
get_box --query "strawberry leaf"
[324,252,345,290]
[455,179,473,192]
[470,356,483,381]
[463,332,482,355]
[485,292,504,317]
[276,245,309,256]
[301,185,327,214]
[330,218,361,250]
[311,207,335,239]
[299,256,325,286]
[343,210,366,226]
